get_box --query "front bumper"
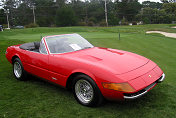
[123,73,165,100]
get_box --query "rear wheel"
[13,58,27,81]
[72,74,104,107]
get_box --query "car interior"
[19,42,40,52]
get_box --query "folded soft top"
[19,42,40,51]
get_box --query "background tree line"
[0,0,176,27]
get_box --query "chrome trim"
[14,62,22,78]
[144,82,157,91]
[75,79,94,104]
[124,90,147,99]
[39,38,48,55]
[124,73,165,100]
[52,77,57,80]
[158,73,165,83]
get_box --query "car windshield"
[45,34,94,54]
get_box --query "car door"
[48,54,69,87]
[23,40,50,80]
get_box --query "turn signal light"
[102,82,135,92]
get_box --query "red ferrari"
[6,33,165,107]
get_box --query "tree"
[69,0,86,22]
[162,3,176,14]
[162,3,176,21]
[142,1,162,9]
[0,9,6,24]
[136,6,174,24]
[55,0,67,8]
[35,0,56,26]
[55,7,77,26]
[160,0,176,3]
[115,0,142,21]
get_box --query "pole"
[6,9,10,29]
[32,6,36,24]
[105,0,108,27]
[7,13,10,29]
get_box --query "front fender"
[69,69,96,82]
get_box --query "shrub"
[121,21,129,25]
[143,17,150,24]
[2,24,8,28]
[99,21,107,27]
[132,21,137,25]
[121,18,128,25]
[25,23,39,28]
[77,22,87,26]
[87,21,94,26]
[37,17,53,27]
[89,17,97,24]
[50,24,56,27]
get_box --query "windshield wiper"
[79,47,92,51]
[83,47,92,49]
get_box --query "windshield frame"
[42,34,94,55]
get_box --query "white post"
[32,6,36,24]
[105,0,108,27]
[6,9,10,29]
[7,13,10,29]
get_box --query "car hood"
[66,47,149,75]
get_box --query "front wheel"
[72,74,104,107]
[13,58,27,81]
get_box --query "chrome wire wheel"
[13,62,22,78]
[75,79,94,104]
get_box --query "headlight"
[102,82,135,92]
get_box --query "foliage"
[25,23,39,28]
[162,3,176,14]
[143,17,150,24]
[89,17,97,24]
[115,0,142,21]
[160,0,176,3]
[77,21,87,26]
[121,18,129,25]
[99,21,107,27]
[0,9,6,24]
[55,7,77,27]
[132,21,137,25]
[142,1,162,9]
[136,5,176,24]
[108,12,120,26]
[87,21,94,26]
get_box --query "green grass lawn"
[0,24,176,118]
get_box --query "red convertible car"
[6,33,165,107]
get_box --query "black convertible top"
[19,42,40,52]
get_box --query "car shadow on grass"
[8,72,168,110]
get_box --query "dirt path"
[146,31,176,38]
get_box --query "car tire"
[13,58,27,81]
[72,74,104,107]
